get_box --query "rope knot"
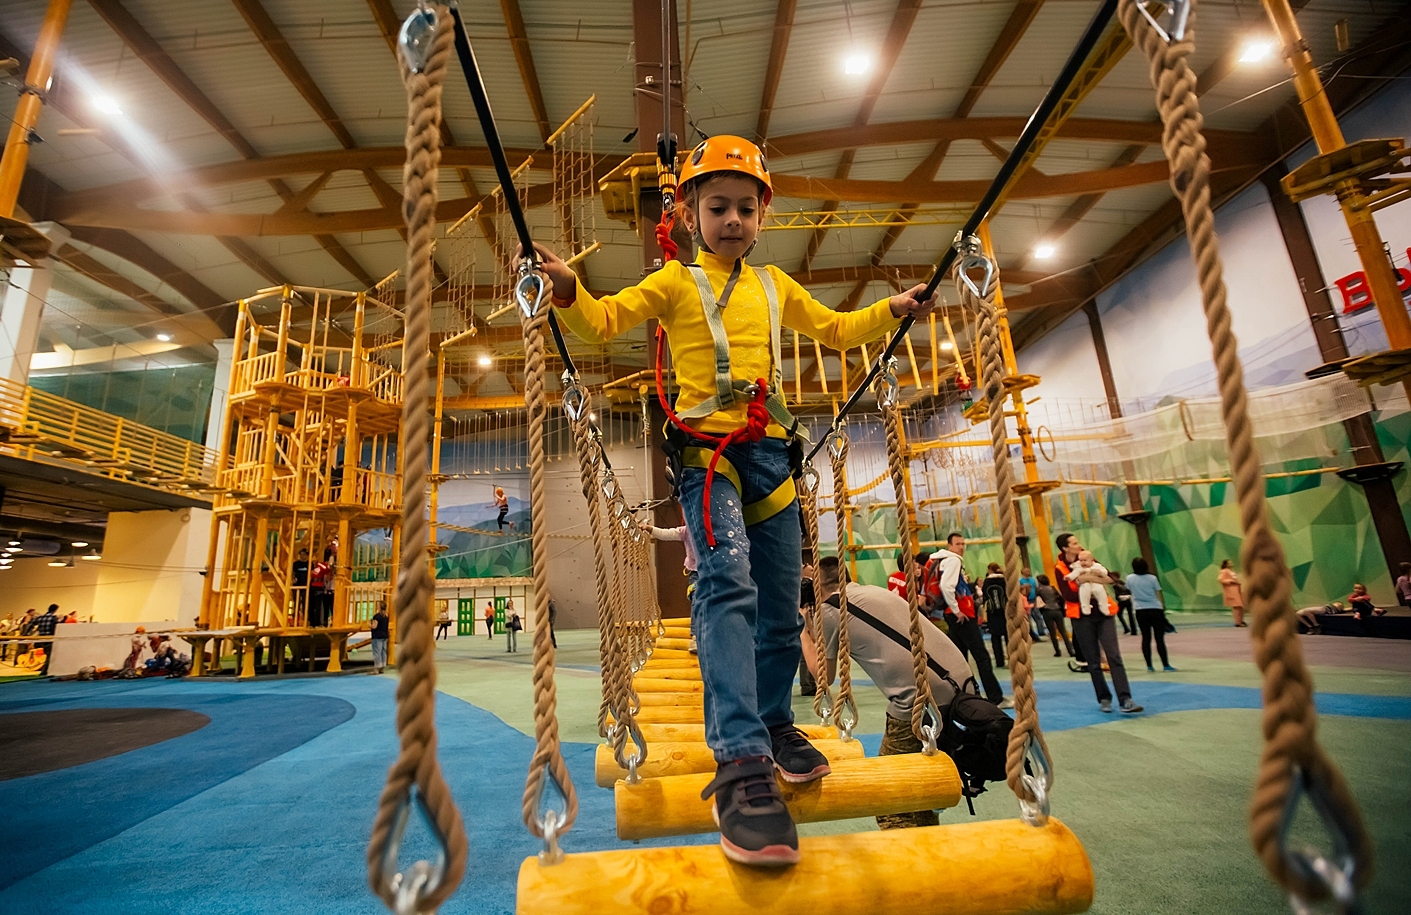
[655,213,678,262]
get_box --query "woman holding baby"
[1054,533,1144,714]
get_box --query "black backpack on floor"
[829,596,1014,811]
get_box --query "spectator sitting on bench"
[1348,583,1385,620]
[1295,601,1346,634]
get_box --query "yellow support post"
[0,0,72,217]
[979,223,1055,577]
[1261,0,1411,395]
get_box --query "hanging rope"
[368,7,467,912]
[826,432,859,739]
[518,268,579,855]
[797,466,835,724]
[877,377,939,749]
[1119,1,1372,906]
[955,249,1050,816]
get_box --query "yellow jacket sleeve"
[555,263,678,344]
[767,265,900,351]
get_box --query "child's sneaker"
[701,757,799,866]
[767,723,831,783]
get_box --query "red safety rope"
[654,325,769,547]
[655,211,679,262]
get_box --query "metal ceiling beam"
[499,0,552,142]
[86,0,370,287]
[797,0,924,274]
[0,27,235,330]
[834,1,1047,311]
[755,0,797,140]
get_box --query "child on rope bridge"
[519,135,937,867]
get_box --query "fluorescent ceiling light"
[7,539,19,546]
[156,333,172,342]
[940,341,954,352]
[1239,40,1274,63]
[843,51,871,76]
[92,94,122,116]
[71,541,88,548]
[48,558,66,567]
[82,549,102,561]
[478,355,492,367]
[1033,243,1056,260]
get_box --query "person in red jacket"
[887,551,929,600]
[1054,533,1142,714]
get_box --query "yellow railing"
[0,377,216,492]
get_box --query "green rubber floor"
[429,617,1411,914]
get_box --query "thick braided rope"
[827,437,857,728]
[519,300,579,838]
[368,10,467,909]
[568,418,619,739]
[880,397,935,742]
[1119,1,1372,899]
[605,492,642,745]
[960,272,1048,806]
[798,476,833,720]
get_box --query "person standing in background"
[369,604,389,674]
[31,604,59,676]
[981,562,1008,670]
[1127,558,1175,672]
[642,518,699,653]
[1018,566,1044,638]
[1218,559,1246,627]
[483,601,495,639]
[492,486,515,530]
[1034,575,1074,657]
[1055,534,1142,714]
[921,533,1010,708]
[506,610,522,653]
[435,604,452,640]
[1112,572,1136,636]
[547,597,558,648]
[886,551,929,599]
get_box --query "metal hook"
[1019,733,1055,827]
[1279,766,1362,915]
[1138,0,1192,43]
[397,6,439,75]
[874,358,900,410]
[561,371,588,421]
[816,687,835,726]
[833,694,859,742]
[514,261,549,319]
[800,462,820,494]
[825,430,849,463]
[376,790,449,915]
[919,700,943,756]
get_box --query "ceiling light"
[82,547,102,561]
[0,565,11,571]
[92,94,122,116]
[0,557,12,565]
[843,51,872,76]
[588,412,597,422]
[71,541,89,548]
[940,341,954,352]
[48,558,66,567]
[1033,243,1056,260]
[156,333,172,343]
[1239,39,1274,63]
[6,547,21,554]
[7,539,19,547]
[477,355,492,367]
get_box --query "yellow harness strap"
[682,446,797,527]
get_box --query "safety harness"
[654,258,807,547]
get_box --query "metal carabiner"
[833,694,860,742]
[919,699,943,756]
[1279,766,1362,915]
[1138,0,1192,43]
[397,5,439,75]
[376,790,449,915]
[874,358,900,410]
[514,260,549,319]
[800,461,821,494]
[825,429,849,463]
[816,687,835,726]
[561,371,588,421]
[1018,733,1055,827]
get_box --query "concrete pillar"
[0,221,69,384]
[205,338,236,452]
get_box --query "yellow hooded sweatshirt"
[557,250,901,436]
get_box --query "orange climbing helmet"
[677,135,772,205]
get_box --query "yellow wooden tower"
[194,284,404,678]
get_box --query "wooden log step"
[633,722,837,743]
[632,677,703,693]
[594,738,865,787]
[516,818,1093,915]
[614,752,962,841]
[652,637,693,651]
[637,692,704,707]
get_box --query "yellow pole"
[978,223,1054,578]
[0,0,72,217]
[1260,0,1411,360]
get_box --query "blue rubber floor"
[0,676,1405,914]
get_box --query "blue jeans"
[678,437,802,763]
